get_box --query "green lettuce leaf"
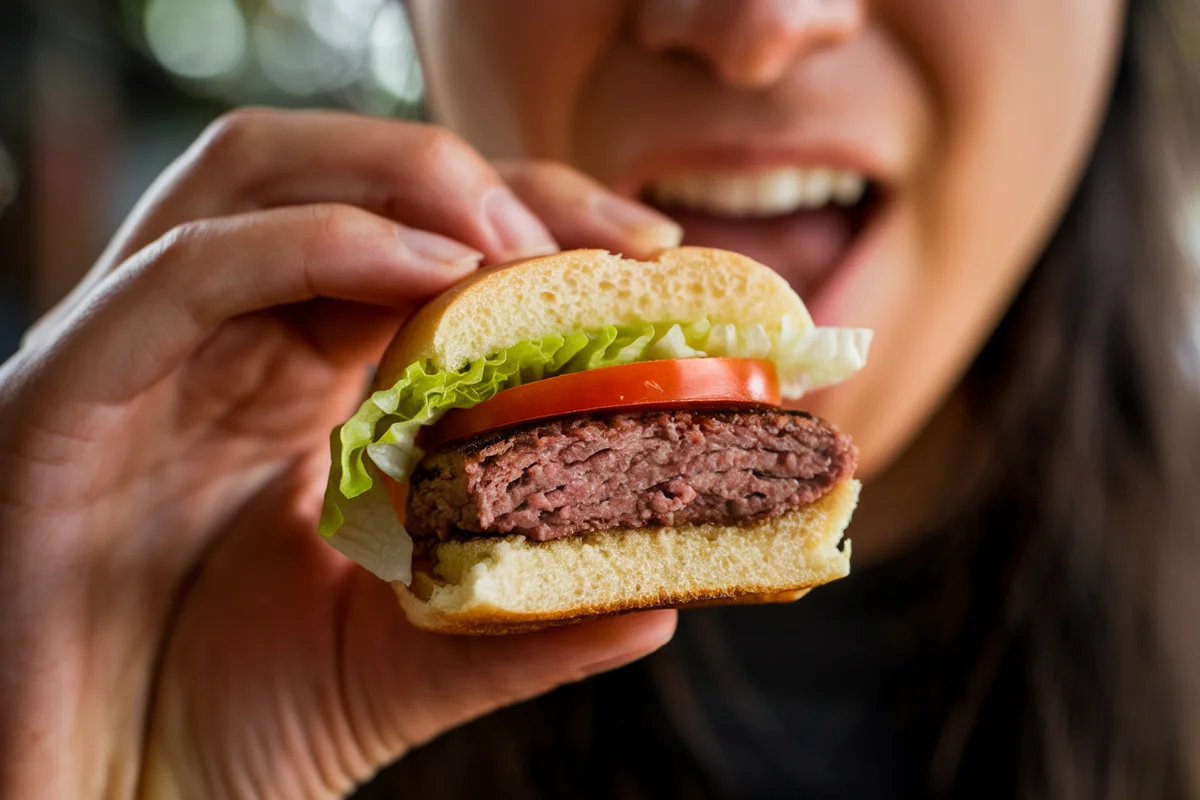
[319,318,871,583]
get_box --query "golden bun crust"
[675,589,812,609]
[394,480,858,635]
[375,246,812,387]
[380,247,849,635]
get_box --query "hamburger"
[319,246,872,634]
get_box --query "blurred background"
[0,0,424,359]
[4,0,1200,364]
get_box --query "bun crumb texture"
[397,480,858,635]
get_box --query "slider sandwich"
[320,247,872,634]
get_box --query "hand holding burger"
[0,111,689,799]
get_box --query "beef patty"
[406,408,857,542]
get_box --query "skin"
[413,0,1123,557]
[0,1,1123,797]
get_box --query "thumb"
[340,568,677,774]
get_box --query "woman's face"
[406,0,1124,478]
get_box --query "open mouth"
[638,166,883,316]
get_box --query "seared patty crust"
[407,408,858,542]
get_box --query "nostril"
[713,45,800,89]
[640,43,789,91]
[637,0,867,89]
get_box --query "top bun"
[377,247,813,386]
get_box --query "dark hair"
[359,3,1200,797]
[931,2,1200,795]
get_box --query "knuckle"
[154,220,207,266]
[304,203,371,252]
[195,108,274,164]
[526,159,578,181]
[497,158,555,183]
[135,220,220,325]
[300,204,373,296]
[502,159,593,200]
[411,125,475,172]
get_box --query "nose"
[636,0,866,88]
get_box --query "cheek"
[408,0,626,159]
[915,0,1123,288]
[824,0,1123,476]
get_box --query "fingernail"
[396,225,483,271]
[483,186,559,260]
[592,194,683,251]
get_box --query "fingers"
[401,610,679,747]
[25,110,680,377]
[340,567,677,771]
[128,109,559,266]
[497,160,682,259]
[45,204,483,403]
[24,110,559,349]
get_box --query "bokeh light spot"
[369,2,423,102]
[306,0,383,52]
[144,0,247,81]
[252,7,355,96]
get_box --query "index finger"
[26,110,556,351]
[41,204,481,404]
[118,109,557,267]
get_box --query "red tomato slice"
[421,358,780,449]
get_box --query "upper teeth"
[649,167,866,217]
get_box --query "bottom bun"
[395,479,859,635]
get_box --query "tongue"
[656,207,854,301]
